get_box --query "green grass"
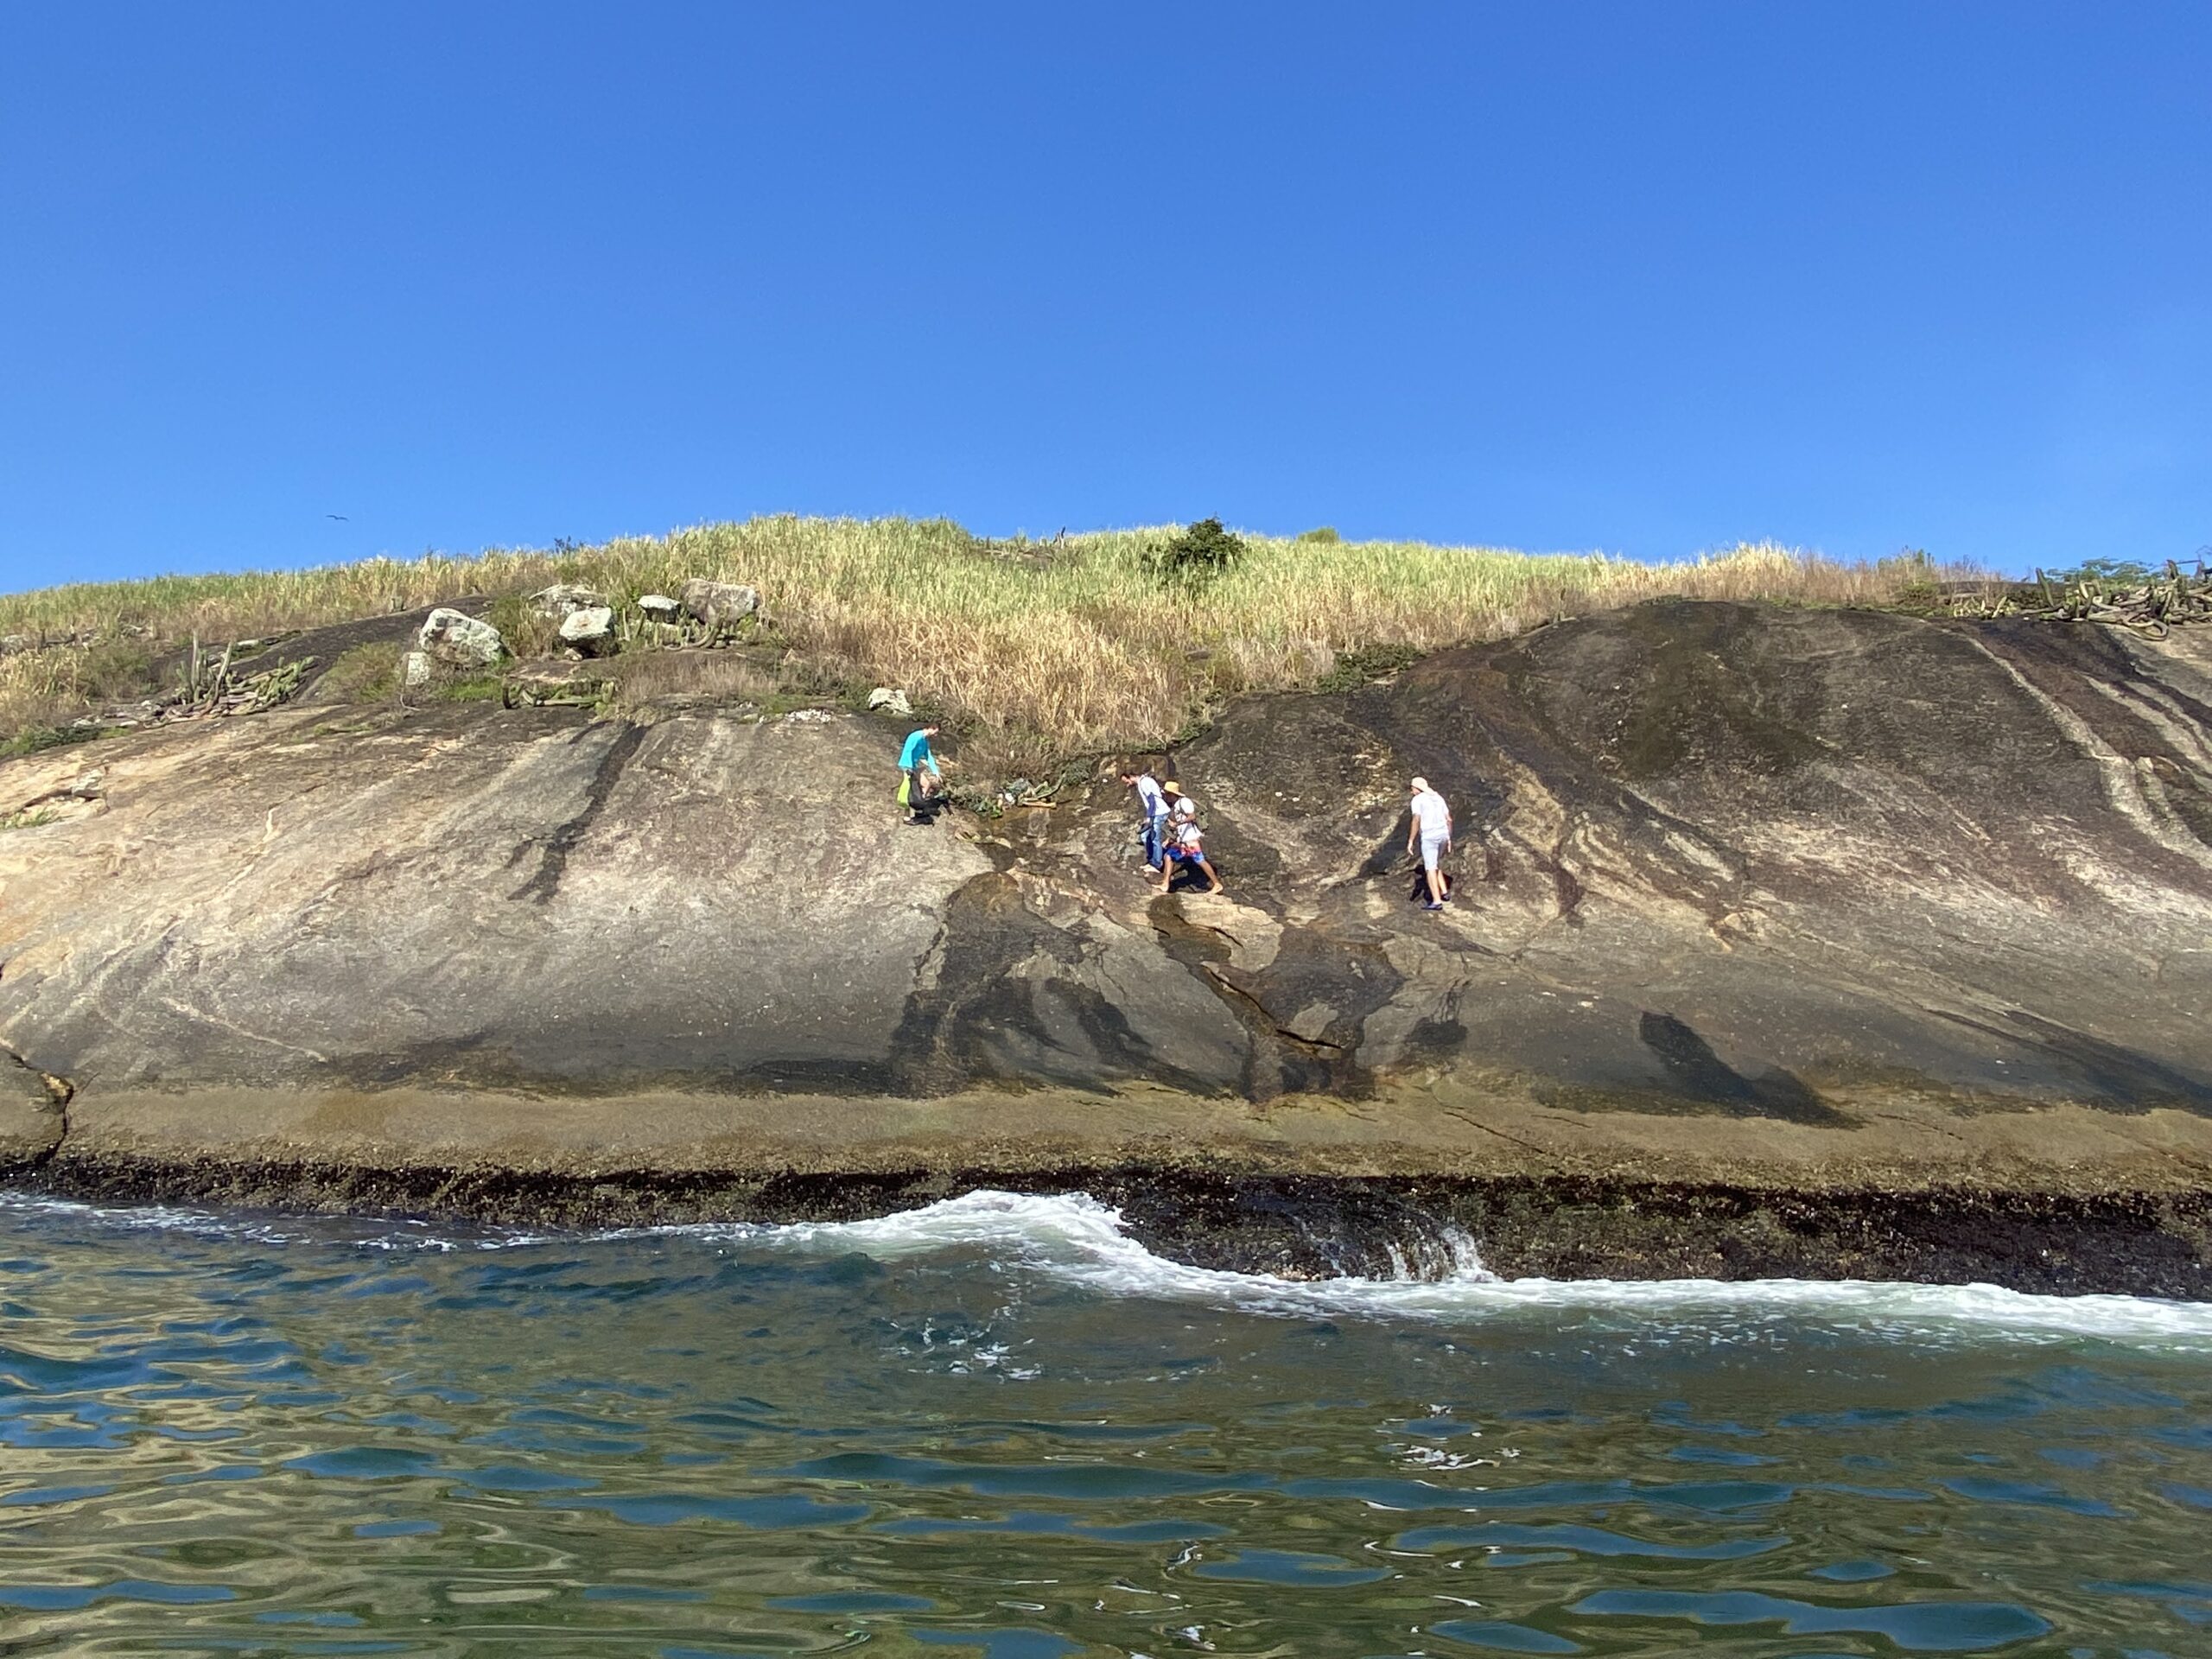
[0,516,1970,774]
[315,643,401,706]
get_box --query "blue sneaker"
[1423,899,1446,911]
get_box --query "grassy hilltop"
[2,516,1948,772]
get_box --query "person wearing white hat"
[1406,776,1452,911]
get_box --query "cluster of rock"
[404,579,761,687]
[529,584,617,659]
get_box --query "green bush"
[2040,558,2156,588]
[1295,525,1341,544]
[1142,518,1248,592]
[317,642,399,704]
[0,724,102,760]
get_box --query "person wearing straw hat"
[1158,794,1225,896]
[1406,776,1452,910]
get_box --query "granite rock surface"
[6,600,2212,1284]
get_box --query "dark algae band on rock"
[4,598,2212,1293]
[25,1154,2212,1300]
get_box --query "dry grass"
[0,517,1972,769]
[608,649,782,712]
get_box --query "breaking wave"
[8,1186,2211,1350]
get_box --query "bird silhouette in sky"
[327,514,348,521]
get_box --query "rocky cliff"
[6,600,2212,1291]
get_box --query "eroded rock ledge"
[6,600,2212,1294]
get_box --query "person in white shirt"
[1157,796,1225,895]
[1120,766,1171,874]
[1405,776,1452,910]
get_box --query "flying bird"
[327,514,348,521]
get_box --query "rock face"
[1167,601,2212,1122]
[0,1050,62,1166]
[4,601,2212,1287]
[417,607,505,667]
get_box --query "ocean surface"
[2,1188,2209,1658]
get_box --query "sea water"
[1,1188,2208,1657]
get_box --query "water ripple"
[0,1186,2206,1655]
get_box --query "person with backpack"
[1120,765,1172,874]
[1157,796,1226,895]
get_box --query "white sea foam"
[714,1190,2212,1349]
[9,1185,2212,1349]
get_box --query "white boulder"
[528,583,607,618]
[418,609,505,668]
[558,605,617,657]
[678,579,760,630]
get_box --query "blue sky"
[2,3,2206,588]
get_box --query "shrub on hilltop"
[1141,518,1248,593]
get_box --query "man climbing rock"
[1121,764,1171,874]
[1406,775,1452,909]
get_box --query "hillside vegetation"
[2,516,1961,772]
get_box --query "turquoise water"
[2,1189,2209,1657]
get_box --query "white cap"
[1409,776,1429,791]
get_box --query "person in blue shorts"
[899,725,942,824]
[1157,797,1225,895]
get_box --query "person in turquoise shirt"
[899,725,942,824]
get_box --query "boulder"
[637,594,681,620]
[528,584,607,618]
[557,606,617,657]
[401,650,433,689]
[679,579,760,630]
[418,608,505,668]
[0,634,32,658]
[867,687,913,717]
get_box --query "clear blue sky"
[3,3,2206,589]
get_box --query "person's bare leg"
[1426,863,1445,904]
